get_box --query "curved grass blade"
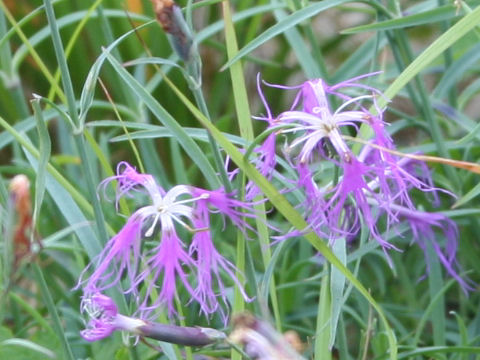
[397,346,480,359]
[104,53,220,188]
[0,339,56,359]
[342,3,472,34]
[220,0,350,71]
[24,152,102,260]
[433,41,480,99]
[31,99,51,239]
[9,292,56,338]
[357,5,480,145]
[452,181,480,208]
[11,10,149,71]
[109,126,246,146]
[32,263,75,360]
[381,5,480,107]
[330,238,347,349]
[270,0,323,78]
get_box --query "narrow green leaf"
[397,346,480,359]
[104,53,220,188]
[426,242,446,350]
[381,5,480,107]
[271,0,322,78]
[10,292,56,338]
[78,21,154,124]
[452,181,480,208]
[220,0,350,71]
[450,311,469,356]
[109,126,246,146]
[32,263,75,360]
[0,339,56,359]
[342,3,471,34]
[329,238,346,349]
[31,99,51,239]
[315,270,332,360]
[24,152,102,260]
[222,1,281,332]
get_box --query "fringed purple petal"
[399,208,474,293]
[190,210,250,322]
[133,228,197,318]
[77,213,144,296]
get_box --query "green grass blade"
[330,238,347,349]
[452,181,480,208]
[0,339,56,359]
[104,53,220,188]
[31,98,51,239]
[9,292,56,338]
[271,0,323,78]
[381,5,480,107]
[315,268,332,360]
[32,263,75,360]
[24,152,102,260]
[220,0,350,71]
[222,0,281,332]
[342,3,471,34]
[433,42,480,99]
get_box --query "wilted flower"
[80,293,146,342]
[251,73,469,290]
[78,162,252,318]
[81,292,226,345]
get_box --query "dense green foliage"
[0,0,479,359]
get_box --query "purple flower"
[80,293,146,342]
[80,293,227,345]
[251,73,469,290]
[78,162,252,318]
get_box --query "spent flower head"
[80,293,146,342]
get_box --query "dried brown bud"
[150,0,175,32]
[9,175,33,262]
[149,0,193,61]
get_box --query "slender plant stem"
[43,0,109,245]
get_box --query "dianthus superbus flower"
[77,162,252,318]
[251,73,470,290]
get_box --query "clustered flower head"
[77,162,252,320]
[250,72,472,291]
